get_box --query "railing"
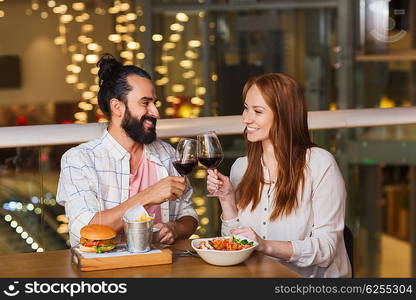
[1,107,416,148]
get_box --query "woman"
[207,73,351,277]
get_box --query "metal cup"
[123,218,154,253]
[151,227,161,246]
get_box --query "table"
[0,240,300,278]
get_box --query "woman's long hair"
[236,73,316,221]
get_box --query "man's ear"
[109,98,124,118]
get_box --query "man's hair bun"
[97,53,122,86]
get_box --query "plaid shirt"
[57,130,198,246]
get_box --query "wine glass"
[172,138,198,176]
[197,131,224,197]
[172,138,197,202]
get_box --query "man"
[57,54,198,247]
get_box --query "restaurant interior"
[0,0,415,277]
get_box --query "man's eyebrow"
[140,96,158,102]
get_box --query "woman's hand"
[207,169,238,220]
[230,227,266,252]
[207,169,234,201]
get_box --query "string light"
[126,13,137,21]
[47,1,56,8]
[182,70,196,79]
[161,55,175,62]
[120,51,133,60]
[82,91,95,100]
[200,217,209,225]
[54,36,65,45]
[172,84,185,93]
[121,34,133,42]
[72,53,84,62]
[95,7,106,15]
[87,43,99,51]
[108,34,122,43]
[170,23,184,32]
[185,50,198,59]
[5,213,44,252]
[85,54,99,64]
[155,77,169,86]
[31,2,39,11]
[136,52,145,60]
[196,87,206,95]
[71,65,82,74]
[65,74,78,84]
[116,14,127,23]
[60,14,73,23]
[163,42,176,51]
[188,40,201,48]
[176,12,189,22]
[90,67,99,75]
[115,24,128,33]
[72,2,85,11]
[108,6,120,14]
[120,3,130,11]
[179,60,193,69]
[74,112,88,122]
[89,85,99,92]
[155,66,168,75]
[127,41,140,50]
[76,82,87,90]
[152,34,163,42]
[82,24,94,33]
[191,97,205,106]
[169,34,181,42]
[165,107,175,116]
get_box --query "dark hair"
[97,53,151,119]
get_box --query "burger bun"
[80,224,116,240]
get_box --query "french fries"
[135,212,154,222]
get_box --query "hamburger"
[79,224,117,253]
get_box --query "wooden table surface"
[0,240,299,278]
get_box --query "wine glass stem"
[206,168,218,197]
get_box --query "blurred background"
[0,0,415,277]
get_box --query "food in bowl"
[196,236,254,251]
[191,235,258,266]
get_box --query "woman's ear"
[109,98,125,119]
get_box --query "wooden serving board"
[70,246,172,272]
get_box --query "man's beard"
[121,107,157,144]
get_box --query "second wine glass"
[197,131,224,197]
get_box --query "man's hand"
[138,176,186,206]
[153,222,178,245]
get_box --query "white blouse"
[221,147,352,278]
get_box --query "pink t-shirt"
[129,153,162,223]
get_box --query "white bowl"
[191,236,258,266]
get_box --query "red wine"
[173,160,197,175]
[198,155,223,169]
